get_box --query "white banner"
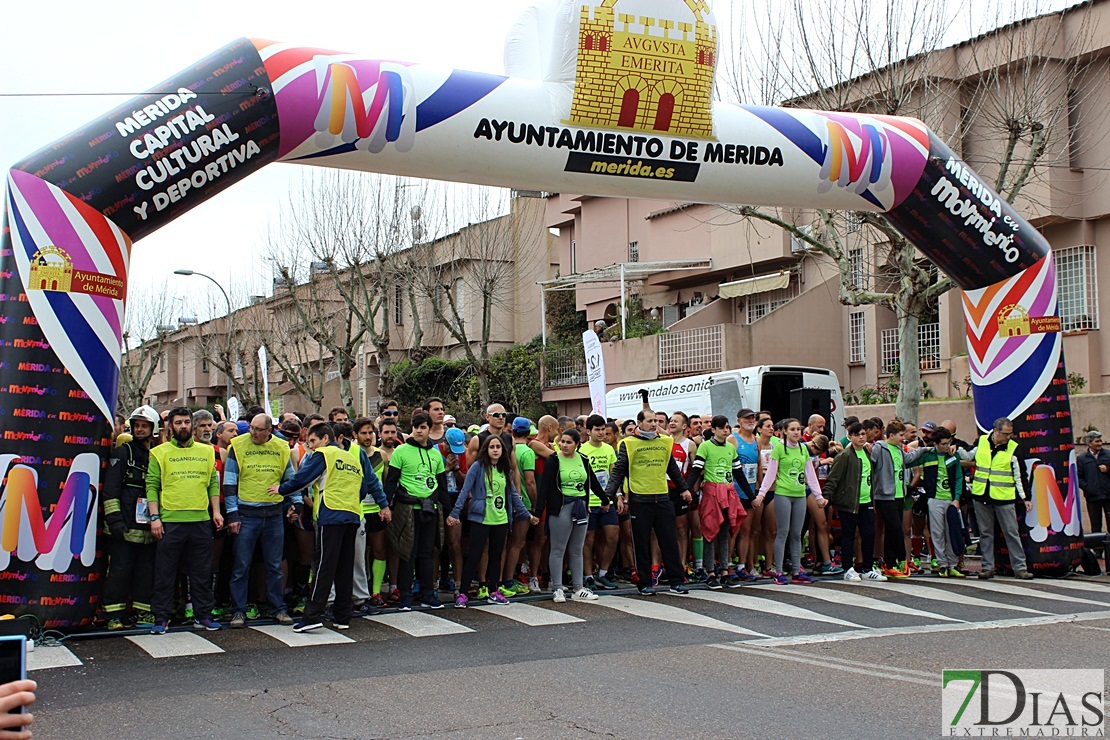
[258,345,273,421]
[226,396,240,424]
[583,329,606,417]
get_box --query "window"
[570,239,577,274]
[454,278,465,324]
[435,284,445,307]
[880,328,899,373]
[745,276,799,323]
[1056,245,1098,331]
[628,240,639,263]
[394,284,404,325]
[1068,88,1082,169]
[848,247,865,289]
[849,312,866,363]
[202,357,210,373]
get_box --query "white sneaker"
[863,568,888,582]
[552,588,566,603]
[573,587,598,601]
[843,567,862,582]
[529,576,541,593]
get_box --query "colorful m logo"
[312,59,416,154]
[0,453,99,573]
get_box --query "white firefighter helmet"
[128,404,160,434]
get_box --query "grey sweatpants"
[972,499,1028,573]
[927,498,958,569]
[773,495,807,574]
[706,517,731,573]
[548,501,588,591]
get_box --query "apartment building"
[541,1,1110,417]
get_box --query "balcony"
[658,325,723,376]
[542,346,587,389]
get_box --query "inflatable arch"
[0,0,1084,627]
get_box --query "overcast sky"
[0,0,1074,324]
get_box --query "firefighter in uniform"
[102,405,160,629]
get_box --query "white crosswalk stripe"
[671,589,864,628]
[364,611,475,637]
[843,580,1049,614]
[580,595,768,636]
[126,631,224,658]
[250,624,354,647]
[746,582,964,622]
[27,644,82,671]
[952,579,1109,607]
[1024,579,1110,597]
[470,602,584,626]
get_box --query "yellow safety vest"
[312,445,364,518]
[971,434,1018,502]
[230,434,290,503]
[151,440,215,512]
[621,434,675,495]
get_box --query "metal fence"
[542,346,587,388]
[659,324,723,377]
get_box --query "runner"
[581,414,619,590]
[376,417,402,606]
[383,411,448,610]
[448,435,537,607]
[604,408,691,596]
[438,425,467,596]
[823,421,886,582]
[526,415,560,591]
[667,412,698,580]
[536,429,611,602]
[503,417,537,595]
[754,418,825,585]
[688,415,750,589]
[906,427,964,577]
[728,408,760,582]
[350,417,393,614]
[753,416,778,577]
[871,420,932,578]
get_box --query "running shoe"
[292,620,323,633]
[528,577,541,593]
[552,588,567,603]
[651,565,662,587]
[584,575,597,590]
[150,620,168,635]
[398,599,413,612]
[334,623,350,631]
[134,611,156,626]
[368,594,386,609]
[936,569,949,578]
[946,568,966,579]
[668,583,689,595]
[509,581,531,596]
[193,618,222,631]
[352,602,378,618]
[931,558,939,569]
[413,579,423,596]
[440,578,456,593]
[595,575,618,590]
[454,593,468,609]
[184,604,195,621]
[791,572,814,585]
[882,567,907,578]
[387,588,401,604]
[706,575,722,590]
[637,586,655,596]
[107,618,126,631]
[421,597,446,610]
[861,568,886,581]
[245,605,263,619]
[843,567,861,582]
[772,572,791,586]
[230,612,246,629]
[476,586,490,601]
[275,611,295,625]
[978,569,994,580]
[488,591,509,605]
[724,573,742,588]
[212,606,229,618]
[292,597,307,614]
[573,587,599,601]
[693,568,709,583]
[817,563,844,576]
[498,584,515,599]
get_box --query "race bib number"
[135,497,150,524]
[743,463,757,486]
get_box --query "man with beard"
[378,417,403,603]
[102,405,161,629]
[193,409,216,445]
[352,416,392,611]
[147,407,224,633]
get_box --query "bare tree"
[117,283,174,412]
[717,0,1098,422]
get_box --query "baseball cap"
[512,417,533,435]
[736,408,757,419]
[236,420,250,435]
[445,427,467,454]
[444,414,456,424]
[921,421,938,432]
[467,424,480,434]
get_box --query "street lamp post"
[174,269,233,405]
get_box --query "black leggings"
[839,503,875,572]
[875,499,906,566]
[398,510,439,601]
[460,522,508,591]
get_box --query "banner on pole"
[583,330,606,417]
[258,345,273,421]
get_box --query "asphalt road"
[26,573,1110,739]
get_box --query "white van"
[604,366,846,433]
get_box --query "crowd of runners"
[100,392,1057,634]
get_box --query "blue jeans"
[231,514,285,615]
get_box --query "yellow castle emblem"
[28,245,73,292]
[568,0,717,138]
